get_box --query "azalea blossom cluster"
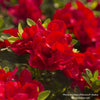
[4,19,73,71]
[53,1,100,51]
[2,0,100,93]
[52,1,100,90]
[53,1,100,91]
[0,0,43,24]
[0,67,44,100]
[8,0,43,24]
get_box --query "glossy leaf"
[38,90,50,100]
[18,23,23,38]
[96,79,100,86]
[82,73,92,87]
[8,36,19,44]
[3,67,9,72]
[94,70,99,81]
[91,1,98,9]
[86,69,93,78]
[71,39,78,45]
[0,18,4,28]
[43,18,51,28]
[26,18,36,26]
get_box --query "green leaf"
[8,36,19,44]
[0,37,4,42]
[94,70,99,81]
[72,48,79,53]
[90,77,95,82]
[70,33,75,38]
[85,86,90,89]
[91,1,98,9]
[94,88,100,93]
[26,18,36,26]
[72,2,77,9]
[3,67,9,72]
[61,88,66,93]
[38,90,50,100]
[71,39,78,45]
[0,18,4,28]
[82,73,92,87]
[18,23,23,38]
[95,79,100,86]
[96,99,100,100]
[94,11,100,17]
[92,81,100,93]
[11,0,17,4]
[86,69,93,78]
[42,18,51,28]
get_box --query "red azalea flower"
[64,46,100,91]
[32,80,44,93]
[10,21,46,55]
[0,68,44,99]
[87,0,93,2]
[6,19,73,71]
[28,19,73,71]
[21,83,39,99]
[29,29,73,71]
[29,44,73,71]
[5,81,20,98]
[62,52,88,90]
[3,28,18,37]
[47,19,67,33]
[83,47,100,73]
[62,53,85,79]
[19,69,32,85]
[73,19,97,46]
[71,76,88,91]
[11,39,33,55]
[19,69,44,92]
[62,57,79,79]
[33,0,43,7]
[53,1,98,51]
[7,0,43,24]
[0,81,5,98]
[0,40,10,48]
[22,26,38,40]
[0,69,11,81]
